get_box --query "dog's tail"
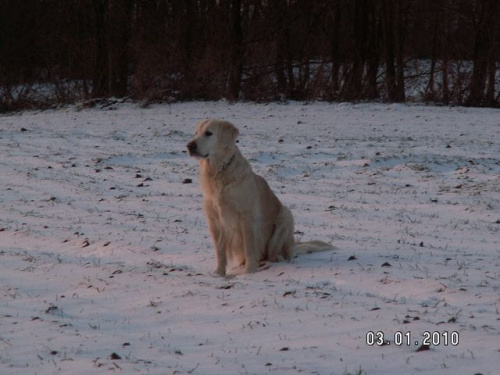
[295,240,335,254]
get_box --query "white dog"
[187,119,333,276]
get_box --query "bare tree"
[467,0,499,105]
[229,0,243,100]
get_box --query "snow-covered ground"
[1,101,499,375]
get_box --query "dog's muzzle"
[187,140,207,158]
[187,140,197,155]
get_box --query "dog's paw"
[259,262,272,271]
[212,268,226,277]
[243,264,257,274]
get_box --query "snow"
[1,101,499,375]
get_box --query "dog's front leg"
[242,222,259,274]
[204,200,227,276]
[209,223,227,276]
[213,233,227,276]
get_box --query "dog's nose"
[187,140,197,154]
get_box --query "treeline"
[1,0,499,111]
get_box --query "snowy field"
[1,101,499,375]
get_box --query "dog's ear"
[229,122,239,142]
[220,121,239,143]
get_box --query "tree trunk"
[228,0,243,100]
[329,1,341,100]
[274,0,288,97]
[426,10,439,98]
[92,0,132,98]
[92,0,108,98]
[486,47,496,106]
[395,0,406,101]
[108,0,133,97]
[382,0,397,101]
[343,0,367,101]
[467,0,498,106]
[365,0,380,100]
[441,0,450,104]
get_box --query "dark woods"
[1,0,499,111]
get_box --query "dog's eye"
[205,131,213,137]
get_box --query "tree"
[467,0,499,106]
[92,0,132,98]
[229,0,243,100]
[108,0,133,97]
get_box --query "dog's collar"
[221,153,236,171]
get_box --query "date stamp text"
[366,331,460,347]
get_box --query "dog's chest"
[200,166,242,196]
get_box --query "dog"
[187,119,334,276]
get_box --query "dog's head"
[187,119,239,164]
